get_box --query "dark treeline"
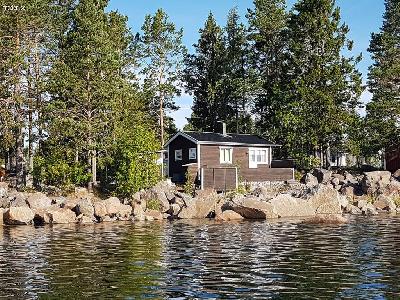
[0,0,399,194]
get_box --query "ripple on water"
[0,216,400,299]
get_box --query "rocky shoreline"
[0,169,399,226]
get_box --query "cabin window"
[220,147,233,164]
[189,148,197,160]
[249,148,269,168]
[175,149,182,161]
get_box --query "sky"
[107,0,386,129]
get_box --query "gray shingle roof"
[182,131,279,146]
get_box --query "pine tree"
[139,9,186,146]
[0,0,59,187]
[46,0,134,188]
[184,13,226,132]
[247,0,288,141]
[365,0,400,155]
[283,0,362,168]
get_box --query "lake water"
[1,216,400,299]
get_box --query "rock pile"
[1,168,399,226]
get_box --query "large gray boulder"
[102,197,132,218]
[0,208,3,225]
[46,208,77,224]
[3,207,35,225]
[307,185,342,214]
[215,210,244,221]
[312,169,333,184]
[141,181,173,212]
[75,199,95,217]
[301,173,319,187]
[392,169,400,181]
[361,171,392,194]
[26,192,52,210]
[0,198,9,208]
[302,214,348,224]
[373,195,396,212]
[227,196,278,219]
[93,201,107,219]
[270,194,315,217]
[344,204,362,215]
[178,194,217,219]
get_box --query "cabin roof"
[165,131,280,147]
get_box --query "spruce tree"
[283,0,362,168]
[247,0,288,141]
[365,0,400,155]
[184,13,226,132]
[224,8,254,134]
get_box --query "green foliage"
[365,0,400,155]
[113,123,161,197]
[146,199,162,211]
[294,170,303,181]
[183,170,196,195]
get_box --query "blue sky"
[108,0,386,129]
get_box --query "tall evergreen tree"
[365,0,400,155]
[223,8,254,134]
[247,0,288,140]
[184,13,226,132]
[139,9,186,146]
[283,0,362,167]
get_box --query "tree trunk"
[14,31,25,189]
[160,91,164,146]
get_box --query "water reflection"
[0,216,400,299]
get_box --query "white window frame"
[175,149,182,161]
[249,148,269,168]
[189,148,197,160]
[219,147,233,164]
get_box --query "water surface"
[1,216,400,299]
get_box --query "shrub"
[147,198,162,211]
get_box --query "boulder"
[312,169,332,184]
[301,173,319,187]
[9,192,28,207]
[252,186,276,199]
[338,195,349,209]
[141,182,173,212]
[77,214,94,224]
[373,195,396,212]
[178,194,217,219]
[93,201,107,218]
[0,198,9,208]
[103,197,122,216]
[133,203,145,220]
[0,182,8,198]
[47,208,76,224]
[307,185,342,214]
[331,177,340,187]
[270,194,315,217]
[0,208,3,225]
[75,199,94,217]
[62,197,80,210]
[392,169,400,181]
[118,204,132,218]
[379,180,400,197]
[356,199,368,210]
[215,210,244,221]
[3,207,35,225]
[332,173,346,182]
[361,171,392,194]
[169,203,181,217]
[344,204,362,215]
[227,197,278,219]
[26,192,52,210]
[362,203,378,216]
[145,215,154,221]
[145,209,163,220]
[302,214,348,225]
[340,186,355,200]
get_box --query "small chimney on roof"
[222,122,227,136]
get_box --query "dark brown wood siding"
[200,144,293,182]
[202,167,237,191]
[168,135,197,182]
[386,146,400,173]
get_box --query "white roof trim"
[164,131,199,147]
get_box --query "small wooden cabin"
[386,145,400,173]
[164,131,294,190]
